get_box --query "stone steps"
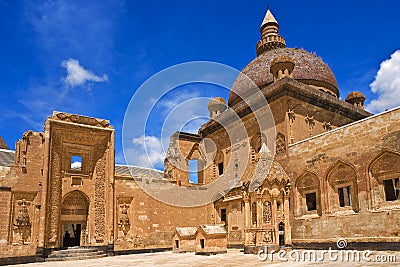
[46,247,108,261]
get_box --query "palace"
[1,8,400,264]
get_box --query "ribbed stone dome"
[228,48,339,107]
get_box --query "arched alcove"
[326,161,359,213]
[369,150,400,207]
[295,171,322,216]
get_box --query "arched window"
[370,151,400,208]
[295,171,321,216]
[327,161,359,213]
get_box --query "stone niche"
[12,193,36,245]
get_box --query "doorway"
[60,190,89,248]
[278,222,285,246]
[63,223,82,247]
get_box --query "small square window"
[71,155,82,172]
[71,176,83,186]
[305,192,317,211]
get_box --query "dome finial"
[256,8,286,56]
[261,9,278,28]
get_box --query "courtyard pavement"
[12,249,400,267]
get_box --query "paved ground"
[13,249,400,267]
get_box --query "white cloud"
[62,58,108,87]
[129,135,165,169]
[71,161,82,169]
[366,50,400,113]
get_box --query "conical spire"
[261,9,278,28]
[256,9,286,56]
[258,142,273,159]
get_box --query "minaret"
[256,9,286,56]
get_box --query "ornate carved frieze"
[118,203,131,237]
[305,115,315,137]
[13,199,31,244]
[51,112,110,128]
[371,152,400,176]
[94,151,106,242]
[276,133,286,155]
[263,230,274,243]
[228,230,243,242]
[262,201,272,224]
[47,136,62,244]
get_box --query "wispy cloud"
[130,135,165,169]
[14,58,108,130]
[124,88,215,169]
[23,0,124,64]
[366,50,400,113]
[62,58,108,88]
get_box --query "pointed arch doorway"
[60,190,89,247]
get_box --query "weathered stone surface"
[1,7,400,265]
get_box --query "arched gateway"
[60,190,89,247]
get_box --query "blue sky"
[1,0,399,169]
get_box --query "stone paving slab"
[12,249,400,267]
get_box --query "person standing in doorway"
[63,230,70,247]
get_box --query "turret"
[345,91,366,109]
[208,97,227,119]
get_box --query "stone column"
[272,197,277,245]
[257,196,263,225]
[256,196,263,246]
[271,188,281,245]
[284,194,292,245]
[243,194,250,245]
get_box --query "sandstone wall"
[284,107,400,244]
[114,175,212,251]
